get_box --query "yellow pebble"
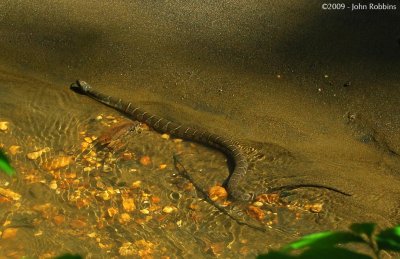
[0,121,8,131]
[140,209,149,215]
[253,201,263,207]
[9,145,21,155]
[162,206,177,214]
[131,181,141,189]
[81,142,89,151]
[119,213,131,224]
[49,180,58,190]
[100,191,111,201]
[26,147,50,160]
[83,167,93,172]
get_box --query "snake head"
[70,80,92,94]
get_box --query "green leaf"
[350,223,376,237]
[282,231,365,252]
[299,247,372,259]
[0,149,15,176]
[376,225,400,251]
[258,247,372,259]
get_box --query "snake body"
[70,80,251,201]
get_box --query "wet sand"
[0,1,399,257]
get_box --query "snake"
[70,80,252,201]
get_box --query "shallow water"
[0,1,400,258]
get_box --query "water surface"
[0,1,399,258]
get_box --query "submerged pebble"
[2,228,18,239]
[99,191,111,201]
[107,207,118,217]
[208,186,228,202]
[139,156,151,166]
[162,206,177,214]
[122,197,136,212]
[53,215,65,225]
[253,201,264,207]
[103,165,112,173]
[83,167,93,172]
[161,133,170,140]
[9,145,21,155]
[0,121,8,131]
[26,147,50,160]
[140,209,150,215]
[42,156,73,171]
[84,137,93,143]
[305,203,323,213]
[131,181,141,188]
[81,141,89,151]
[0,187,21,201]
[119,242,136,256]
[49,180,58,190]
[247,205,265,221]
[256,193,279,204]
[122,152,133,160]
[119,213,131,224]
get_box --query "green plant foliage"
[258,223,400,259]
[0,149,15,176]
[258,247,371,259]
[350,223,377,237]
[281,231,364,252]
[297,247,371,259]
[376,225,400,251]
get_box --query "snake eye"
[70,80,91,94]
[77,80,85,86]
[77,80,91,91]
